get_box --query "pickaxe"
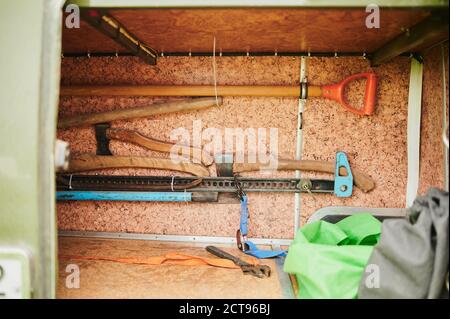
[68,126,375,193]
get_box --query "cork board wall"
[57,53,446,239]
[419,45,449,195]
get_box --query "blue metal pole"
[56,191,192,202]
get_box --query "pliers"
[206,245,271,278]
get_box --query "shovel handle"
[321,72,377,116]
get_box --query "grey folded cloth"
[358,188,449,299]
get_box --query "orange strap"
[59,252,259,269]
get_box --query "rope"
[59,253,259,269]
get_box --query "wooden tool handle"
[206,246,243,265]
[233,159,375,192]
[58,97,222,129]
[60,85,324,97]
[68,154,210,176]
[106,128,214,166]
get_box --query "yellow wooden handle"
[68,154,210,177]
[106,128,214,166]
[234,159,375,192]
[58,97,222,128]
[60,85,323,98]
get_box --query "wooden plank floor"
[57,236,287,299]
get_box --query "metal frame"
[272,244,295,299]
[405,57,424,207]
[62,51,391,58]
[58,230,293,246]
[307,206,409,224]
[56,174,335,194]
[294,57,307,235]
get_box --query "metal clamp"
[233,174,245,200]
[299,179,312,193]
[300,81,308,99]
[236,229,249,252]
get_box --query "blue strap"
[240,195,249,236]
[239,195,287,259]
[244,241,287,258]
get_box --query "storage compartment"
[55,4,448,299]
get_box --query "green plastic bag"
[283,214,381,299]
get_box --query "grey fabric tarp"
[358,188,449,298]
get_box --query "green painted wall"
[0,0,62,298]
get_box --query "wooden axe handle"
[58,97,222,129]
[68,154,210,177]
[106,128,214,166]
[233,159,375,192]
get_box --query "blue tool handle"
[56,191,192,202]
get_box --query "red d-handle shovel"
[60,72,377,116]
[316,72,377,116]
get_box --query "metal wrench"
[206,246,271,278]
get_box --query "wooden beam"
[371,11,449,66]
[80,8,158,65]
